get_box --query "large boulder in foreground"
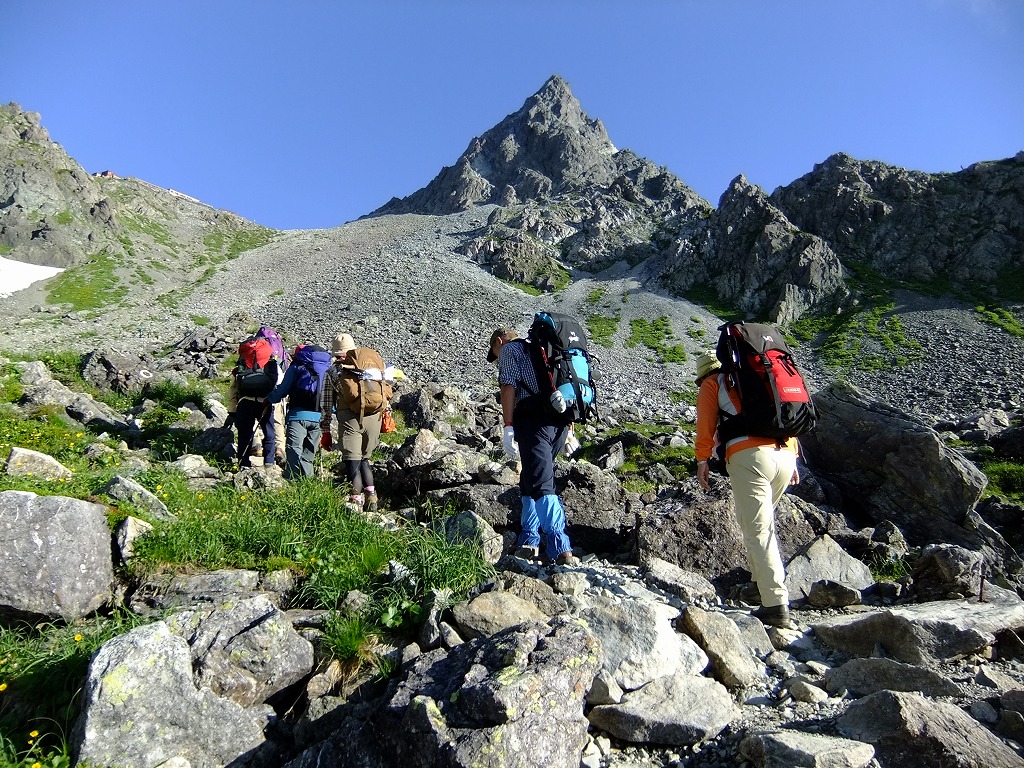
[73,622,273,768]
[0,490,113,621]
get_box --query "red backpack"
[715,321,817,443]
[235,336,276,397]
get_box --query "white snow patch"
[0,256,63,298]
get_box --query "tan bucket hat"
[695,350,722,382]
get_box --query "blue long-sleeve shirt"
[267,365,322,422]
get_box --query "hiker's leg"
[258,403,276,465]
[535,494,571,559]
[516,495,541,549]
[235,400,258,468]
[727,446,789,608]
[516,417,564,499]
[298,420,320,477]
[284,419,304,479]
[345,459,363,492]
[273,402,286,460]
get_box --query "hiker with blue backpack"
[487,313,598,566]
[268,342,332,480]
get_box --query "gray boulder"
[587,672,739,746]
[812,585,1024,664]
[823,657,961,698]
[837,690,1024,768]
[103,474,175,521]
[739,729,875,768]
[784,534,874,602]
[73,622,273,768]
[579,594,705,691]
[165,594,315,708]
[0,490,113,621]
[4,446,73,480]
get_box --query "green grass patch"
[129,476,494,638]
[586,313,620,348]
[626,316,687,364]
[202,225,276,261]
[682,283,740,321]
[119,212,175,250]
[0,611,152,765]
[865,552,912,582]
[983,460,1024,502]
[585,287,607,306]
[45,251,127,311]
[53,210,73,226]
[791,303,924,371]
[976,305,1024,337]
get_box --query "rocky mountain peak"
[369,75,625,216]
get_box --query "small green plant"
[866,552,912,582]
[668,388,697,406]
[189,314,211,327]
[585,287,606,306]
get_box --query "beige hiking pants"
[727,444,797,609]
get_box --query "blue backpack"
[289,345,332,412]
[527,311,598,423]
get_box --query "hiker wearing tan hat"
[321,331,404,514]
[694,347,799,630]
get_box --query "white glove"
[502,426,519,459]
[563,434,581,456]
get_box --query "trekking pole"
[979,563,986,603]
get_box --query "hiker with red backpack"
[226,335,280,470]
[267,342,332,480]
[319,332,403,513]
[694,322,817,630]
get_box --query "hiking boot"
[345,494,364,514]
[365,493,379,513]
[556,550,580,567]
[515,545,539,560]
[274,450,286,467]
[752,604,794,629]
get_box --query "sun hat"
[331,332,355,357]
[486,327,514,363]
[695,350,722,382]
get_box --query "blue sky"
[4,1,1022,231]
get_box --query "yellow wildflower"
[0,682,7,691]
[74,634,83,642]
[29,730,38,737]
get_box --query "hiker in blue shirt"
[268,343,331,480]
[488,326,578,566]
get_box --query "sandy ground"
[0,256,63,298]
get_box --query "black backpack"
[526,311,599,423]
[715,321,817,443]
